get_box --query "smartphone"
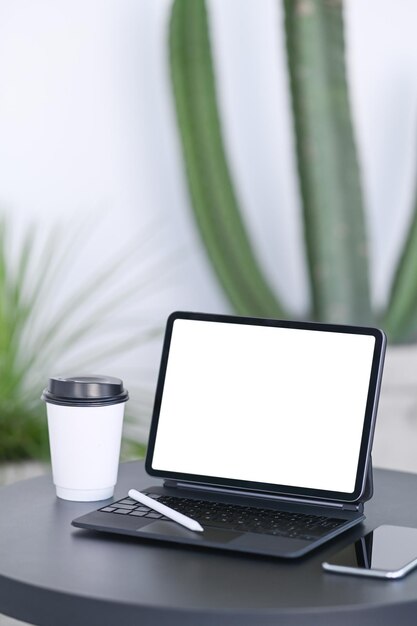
[322,525,417,580]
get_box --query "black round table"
[1,462,417,626]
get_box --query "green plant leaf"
[169,0,286,318]
[284,0,372,325]
[0,215,168,460]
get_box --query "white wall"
[0,0,417,430]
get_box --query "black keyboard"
[101,494,345,541]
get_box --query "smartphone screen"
[322,525,417,579]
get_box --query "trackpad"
[139,521,238,543]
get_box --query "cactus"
[169,0,286,318]
[284,0,372,325]
[169,0,417,342]
[382,203,417,341]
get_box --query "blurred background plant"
[1,0,417,479]
[0,214,171,461]
[169,0,417,343]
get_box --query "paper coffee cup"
[42,375,128,501]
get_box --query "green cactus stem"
[284,0,372,325]
[382,202,417,342]
[169,0,286,318]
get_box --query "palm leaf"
[0,215,169,460]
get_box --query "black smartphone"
[322,525,417,579]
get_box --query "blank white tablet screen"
[151,319,376,493]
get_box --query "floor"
[1,345,417,624]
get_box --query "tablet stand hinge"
[163,480,363,512]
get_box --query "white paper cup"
[42,376,128,501]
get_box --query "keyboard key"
[112,503,136,510]
[114,508,131,515]
[117,498,137,506]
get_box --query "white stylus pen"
[128,489,204,532]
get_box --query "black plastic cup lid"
[41,376,129,407]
